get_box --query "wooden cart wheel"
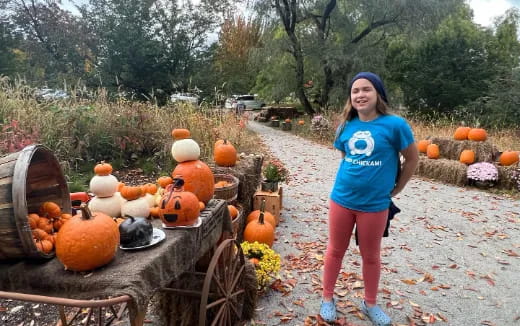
[198,238,246,326]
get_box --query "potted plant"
[261,160,288,192]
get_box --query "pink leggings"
[322,200,388,305]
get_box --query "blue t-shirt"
[331,115,415,212]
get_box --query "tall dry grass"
[0,79,260,187]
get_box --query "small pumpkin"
[171,138,201,163]
[157,176,173,188]
[499,151,519,166]
[453,127,471,140]
[37,217,54,233]
[120,186,143,201]
[243,200,275,247]
[28,213,40,229]
[159,178,200,227]
[426,144,440,159]
[172,160,215,204]
[171,128,191,140]
[459,150,475,165]
[468,128,487,141]
[297,120,305,126]
[35,239,53,254]
[284,118,291,123]
[53,213,72,231]
[228,205,239,220]
[214,139,237,167]
[94,162,113,176]
[56,204,120,272]
[39,201,61,219]
[417,140,431,154]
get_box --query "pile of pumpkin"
[417,127,519,166]
[29,201,72,254]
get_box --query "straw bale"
[496,165,519,190]
[415,156,467,186]
[429,137,498,162]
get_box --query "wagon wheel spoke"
[212,272,228,297]
[210,304,226,326]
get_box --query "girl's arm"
[391,143,419,197]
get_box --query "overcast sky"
[61,0,519,28]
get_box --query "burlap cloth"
[0,199,232,320]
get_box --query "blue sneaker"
[319,298,337,322]
[361,300,392,326]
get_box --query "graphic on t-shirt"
[348,131,375,156]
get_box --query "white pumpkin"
[89,174,119,198]
[121,197,150,218]
[171,138,200,162]
[144,193,156,207]
[88,195,122,218]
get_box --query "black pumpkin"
[119,216,153,247]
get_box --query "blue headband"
[349,72,388,103]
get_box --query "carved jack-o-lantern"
[159,178,200,227]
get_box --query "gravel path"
[246,120,520,326]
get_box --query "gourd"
[88,194,124,218]
[214,139,237,167]
[172,160,215,204]
[459,149,475,165]
[90,174,119,198]
[56,204,119,272]
[468,128,487,141]
[243,200,275,247]
[417,140,431,154]
[454,127,471,140]
[426,144,440,159]
[499,151,519,166]
[159,178,200,227]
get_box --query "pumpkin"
[141,183,158,195]
[94,162,113,176]
[459,150,475,165]
[468,128,487,141]
[28,213,40,229]
[149,207,161,218]
[228,205,239,220]
[199,201,205,211]
[32,228,50,241]
[120,186,142,201]
[214,139,237,167]
[171,128,191,140]
[172,160,215,204]
[243,200,275,247]
[214,139,225,151]
[246,207,276,228]
[39,201,61,219]
[35,239,53,254]
[56,204,119,272]
[88,195,123,218]
[298,120,305,126]
[159,178,200,227]
[171,138,201,163]
[426,144,440,159]
[121,197,150,219]
[453,127,471,140]
[53,213,72,231]
[417,140,431,154]
[119,216,153,248]
[157,176,173,188]
[284,118,291,123]
[89,174,119,198]
[37,217,54,233]
[499,151,519,166]
[249,258,260,265]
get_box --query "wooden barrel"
[0,145,71,260]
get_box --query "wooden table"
[0,199,233,326]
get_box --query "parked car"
[224,96,237,109]
[170,92,199,105]
[234,94,265,110]
[35,88,69,101]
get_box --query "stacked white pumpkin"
[88,163,125,218]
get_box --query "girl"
[319,72,419,325]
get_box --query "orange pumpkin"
[243,200,275,247]
[453,127,471,140]
[149,207,161,218]
[213,139,225,152]
[141,183,158,195]
[157,176,173,188]
[32,228,50,241]
[417,140,431,153]
[468,128,487,141]
[199,201,205,211]
[426,144,440,159]
[228,205,239,220]
[117,182,125,192]
[249,258,260,265]
[459,150,475,165]
[214,139,237,167]
[35,239,53,254]
[246,208,276,228]
[284,118,291,123]
[56,204,119,272]
[159,178,200,227]
[171,128,191,140]
[298,120,305,125]
[28,213,40,229]
[499,151,519,166]
[53,213,72,231]
[94,162,113,176]
[37,217,54,233]
[172,160,215,204]
[39,201,61,219]
[120,186,142,201]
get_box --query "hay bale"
[497,165,518,190]
[429,137,498,162]
[415,156,467,186]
